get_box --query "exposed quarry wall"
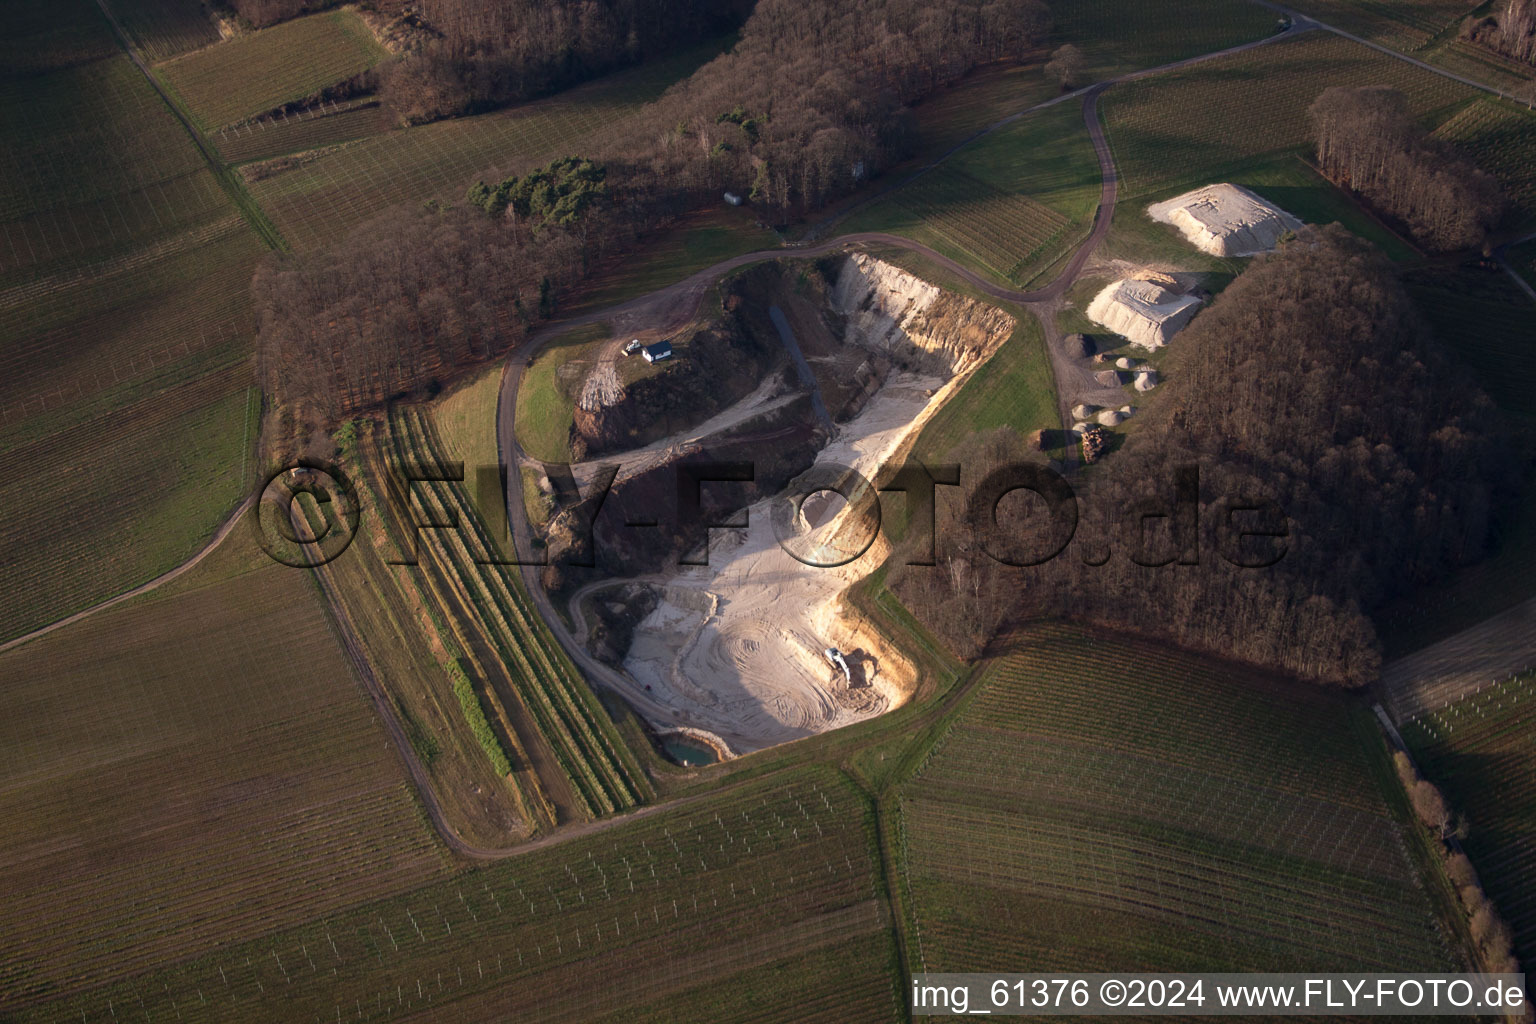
[830,254,1016,376]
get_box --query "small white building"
[642,340,673,363]
[723,192,743,206]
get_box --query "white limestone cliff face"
[830,253,1015,377]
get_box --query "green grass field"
[1052,0,1281,80]
[1402,672,1536,982]
[898,628,1457,973]
[157,9,387,132]
[1102,31,1479,200]
[1279,0,1474,51]
[243,39,730,252]
[515,323,609,464]
[11,766,899,1023]
[913,315,1060,462]
[0,3,271,642]
[1433,99,1536,231]
[843,99,1101,288]
[0,518,448,1010]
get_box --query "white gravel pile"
[1087,278,1202,351]
[1147,183,1303,257]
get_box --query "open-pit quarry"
[558,254,1016,754]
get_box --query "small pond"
[660,734,720,767]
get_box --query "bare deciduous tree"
[1309,85,1505,252]
[1044,43,1086,90]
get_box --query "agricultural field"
[0,518,448,1012]
[1402,672,1536,983]
[1052,0,1280,79]
[898,628,1456,974]
[902,62,1062,158]
[563,206,780,317]
[101,0,219,63]
[1433,99,1536,230]
[309,435,547,847]
[1512,238,1536,289]
[0,2,271,642]
[842,99,1101,288]
[243,40,730,252]
[0,0,118,73]
[385,407,653,819]
[157,9,388,133]
[1101,31,1479,200]
[12,767,900,1024]
[1424,36,1536,93]
[1373,265,1536,652]
[215,96,396,165]
[1280,0,1476,52]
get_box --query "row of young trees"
[1462,0,1536,65]
[1309,86,1505,252]
[889,227,1508,686]
[379,0,757,124]
[1393,752,1526,983]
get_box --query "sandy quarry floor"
[614,369,952,751]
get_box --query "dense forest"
[380,0,757,123]
[1310,86,1504,252]
[1462,0,1536,65]
[255,0,1053,418]
[890,227,1507,685]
